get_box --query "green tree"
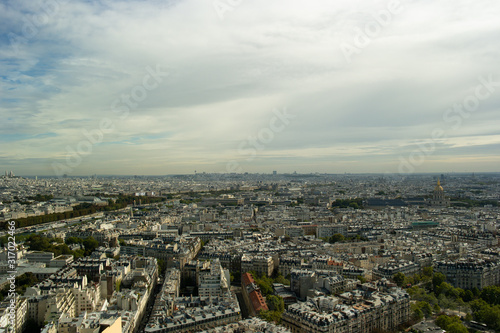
[418,301,433,318]
[436,282,452,296]
[461,289,474,302]
[469,299,488,313]
[474,303,500,331]
[432,272,446,292]
[357,275,366,283]
[408,285,428,296]
[411,273,421,285]
[0,272,39,301]
[349,202,359,209]
[446,322,468,333]
[157,259,167,275]
[73,249,85,258]
[329,233,345,243]
[411,307,424,321]
[435,315,462,331]
[421,292,439,305]
[438,293,456,310]
[267,295,285,312]
[393,272,406,287]
[252,272,273,296]
[274,274,290,286]
[27,235,51,251]
[66,236,84,245]
[481,286,500,305]
[436,315,469,333]
[259,310,282,324]
[83,236,99,255]
[422,266,433,278]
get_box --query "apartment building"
[436,258,500,290]
[241,255,274,277]
[282,282,410,333]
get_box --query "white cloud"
[1,0,499,175]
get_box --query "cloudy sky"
[1,0,499,176]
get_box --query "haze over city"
[1,0,499,175]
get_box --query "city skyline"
[1,0,500,176]
[0,166,499,331]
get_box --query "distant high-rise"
[273,170,277,175]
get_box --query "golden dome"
[434,179,443,192]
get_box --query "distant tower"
[430,179,450,207]
[251,207,258,222]
[273,171,277,175]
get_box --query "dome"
[434,179,443,192]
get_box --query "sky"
[0,0,499,176]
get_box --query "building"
[0,298,28,333]
[342,266,368,281]
[190,231,233,242]
[277,227,304,238]
[273,283,297,307]
[25,274,102,318]
[279,257,304,278]
[49,255,74,268]
[58,312,122,333]
[282,281,410,333]
[66,230,119,246]
[198,317,292,332]
[411,221,439,230]
[314,274,347,295]
[198,260,230,298]
[120,237,201,270]
[182,260,210,285]
[25,251,54,264]
[26,290,76,326]
[241,273,269,316]
[430,179,450,207]
[144,296,241,332]
[316,225,348,239]
[290,269,316,300]
[196,253,241,274]
[311,258,343,274]
[71,258,107,280]
[372,260,420,281]
[241,255,274,277]
[435,258,500,290]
